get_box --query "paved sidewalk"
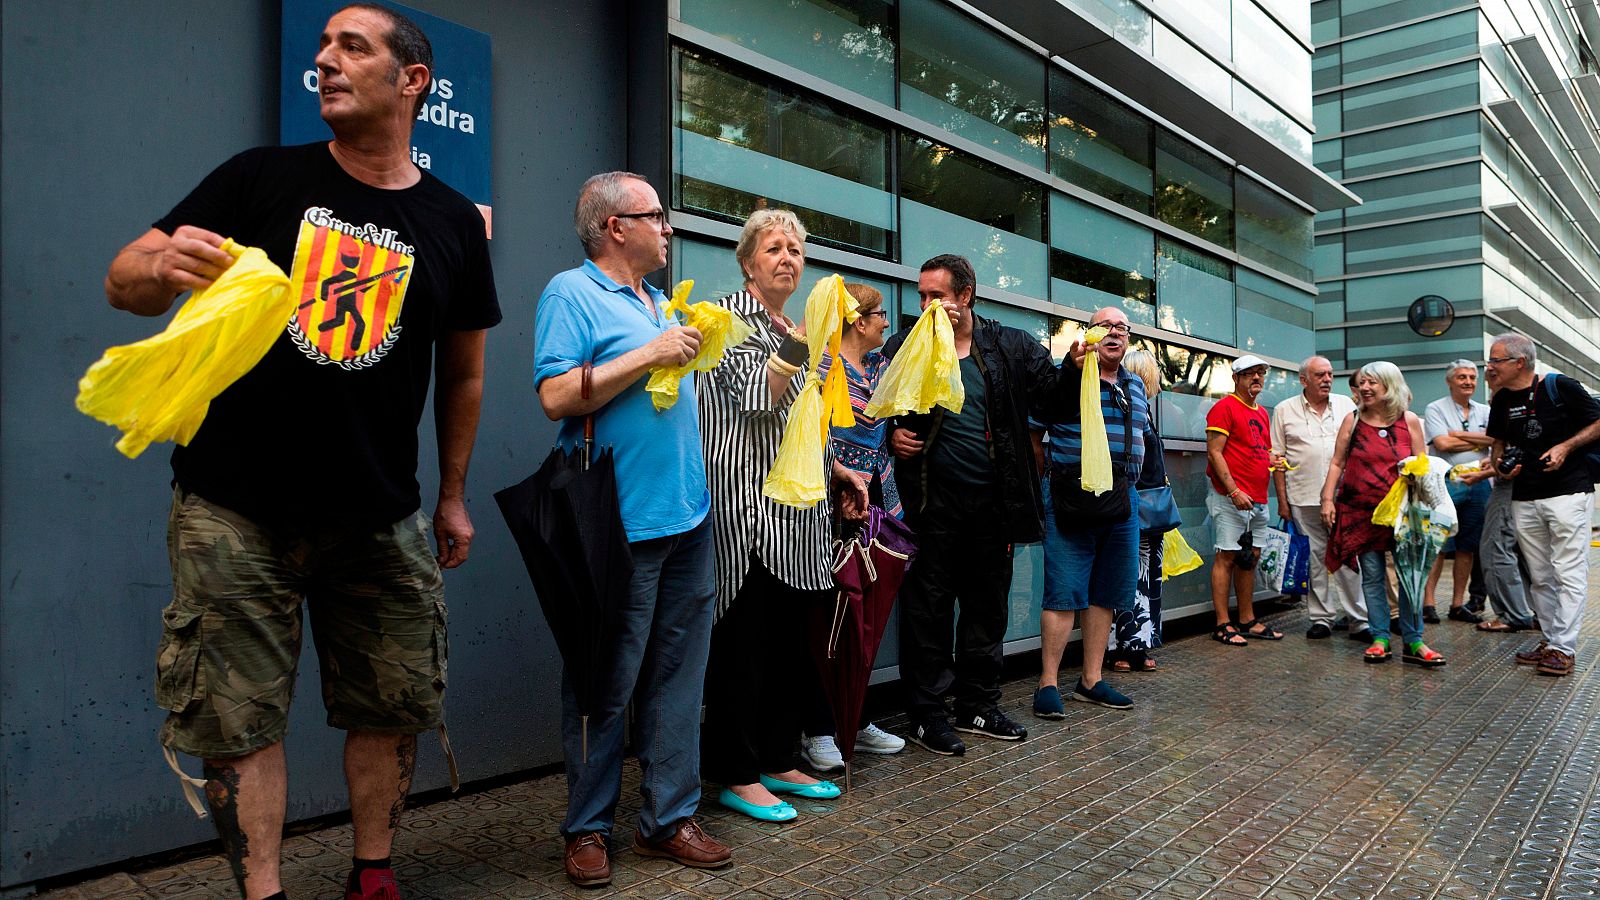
[44,554,1600,899]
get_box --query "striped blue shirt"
[1047,366,1149,478]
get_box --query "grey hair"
[1297,355,1331,379]
[574,171,649,257]
[1444,358,1478,378]
[1491,333,1536,367]
[1122,349,1160,396]
[735,209,808,279]
[1356,361,1411,422]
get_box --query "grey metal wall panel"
[1,0,624,886]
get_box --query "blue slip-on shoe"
[1032,685,1066,720]
[1071,679,1133,710]
[758,774,842,799]
[718,787,798,822]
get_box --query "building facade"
[1314,0,1600,409]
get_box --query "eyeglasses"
[1089,321,1132,335]
[615,210,666,227]
[862,309,889,319]
[1485,356,1515,365]
[1109,382,1130,413]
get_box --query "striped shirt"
[1047,365,1149,478]
[694,290,835,617]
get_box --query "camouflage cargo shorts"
[156,488,447,758]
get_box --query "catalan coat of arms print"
[287,207,415,369]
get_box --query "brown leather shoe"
[1537,649,1575,677]
[633,818,732,869]
[564,833,611,886]
[1515,641,1549,665]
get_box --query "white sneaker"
[853,722,906,754]
[800,734,844,771]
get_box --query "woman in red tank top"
[1319,362,1443,666]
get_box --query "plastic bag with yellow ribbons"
[862,303,963,418]
[1078,325,1115,495]
[763,275,859,508]
[1162,528,1203,579]
[76,239,293,459]
[1371,455,1432,528]
[644,279,755,411]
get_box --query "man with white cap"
[1205,355,1283,645]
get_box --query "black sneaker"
[1448,606,1482,624]
[909,719,966,756]
[954,708,1028,742]
[1348,627,1374,643]
[1422,605,1441,624]
[1465,597,1486,615]
[1306,623,1333,639]
[1332,616,1351,631]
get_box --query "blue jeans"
[561,516,715,841]
[1444,479,1490,553]
[1041,480,1139,612]
[1360,550,1421,646]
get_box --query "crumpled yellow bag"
[763,275,858,508]
[863,303,963,418]
[645,279,755,411]
[1078,326,1114,495]
[1371,455,1431,528]
[1162,528,1203,579]
[76,239,293,459]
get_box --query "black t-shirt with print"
[153,142,501,527]
[1487,373,1600,501]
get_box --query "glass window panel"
[1315,136,1343,180]
[1156,129,1234,248]
[1312,0,1342,45]
[1314,93,1342,135]
[977,301,1062,359]
[1339,61,1478,132]
[1342,162,1480,228]
[1048,193,1155,324]
[899,135,1047,298]
[1342,213,1481,273]
[1317,284,1346,322]
[1234,82,1314,161]
[1315,233,1345,277]
[1075,0,1154,52]
[1344,321,1480,366]
[1154,22,1233,109]
[1343,264,1482,319]
[1341,0,1471,36]
[674,50,894,255]
[1155,0,1232,61]
[1257,0,1311,42]
[1236,269,1315,361]
[1156,238,1235,344]
[899,0,1046,167]
[1048,68,1154,213]
[672,237,899,325]
[1314,45,1342,92]
[1237,177,1314,281]
[1151,343,1235,440]
[1339,11,1477,85]
[1341,110,1477,179]
[677,0,895,105]
[1234,0,1312,122]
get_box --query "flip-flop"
[1238,618,1284,640]
[1364,642,1392,663]
[1477,620,1515,632]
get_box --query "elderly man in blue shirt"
[534,171,731,887]
[1034,306,1152,717]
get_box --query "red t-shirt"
[1206,393,1271,504]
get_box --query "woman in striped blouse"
[696,209,867,823]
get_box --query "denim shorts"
[1443,479,1489,553]
[1041,479,1138,612]
[1206,491,1269,552]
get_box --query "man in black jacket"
[886,254,1061,756]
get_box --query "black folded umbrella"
[494,375,632,760]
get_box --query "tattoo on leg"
[389,735,418,831]
[203,762,250,892]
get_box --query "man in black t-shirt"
[103,7,499,900]
[1485,334,1600,679]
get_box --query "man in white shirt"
[1421,360,1492,624]
[1271,356,1366,641]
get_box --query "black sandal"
[1213,624,1248,646]
[1239,618,1284,640]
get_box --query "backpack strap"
[1543,372,1563,407]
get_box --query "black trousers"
[898,528,1014,724]
[702,557,828,785]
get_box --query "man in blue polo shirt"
[1034,306,1150,717]
[534,171,730,886]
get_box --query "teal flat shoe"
[718,787,798,822]
[758,774,842,799]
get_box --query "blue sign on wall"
[280,0,493,227]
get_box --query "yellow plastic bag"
[645,279,756,411]
[1162,528,1203,579]
[863,303,963,418]
[1078,326,1114,495]
[1371,456,1430,528]
[76,240,293,459]
[763,275,859,508]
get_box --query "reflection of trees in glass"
[1156,131,1234,248]
[1047,69,1154,213]
[899,135,1042,239]
[899,0,1046,155]
[674,50,892,254]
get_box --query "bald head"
[1298,355,1333,404]
[1088,306,1131,373]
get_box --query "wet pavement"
[42,554,1600,898]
